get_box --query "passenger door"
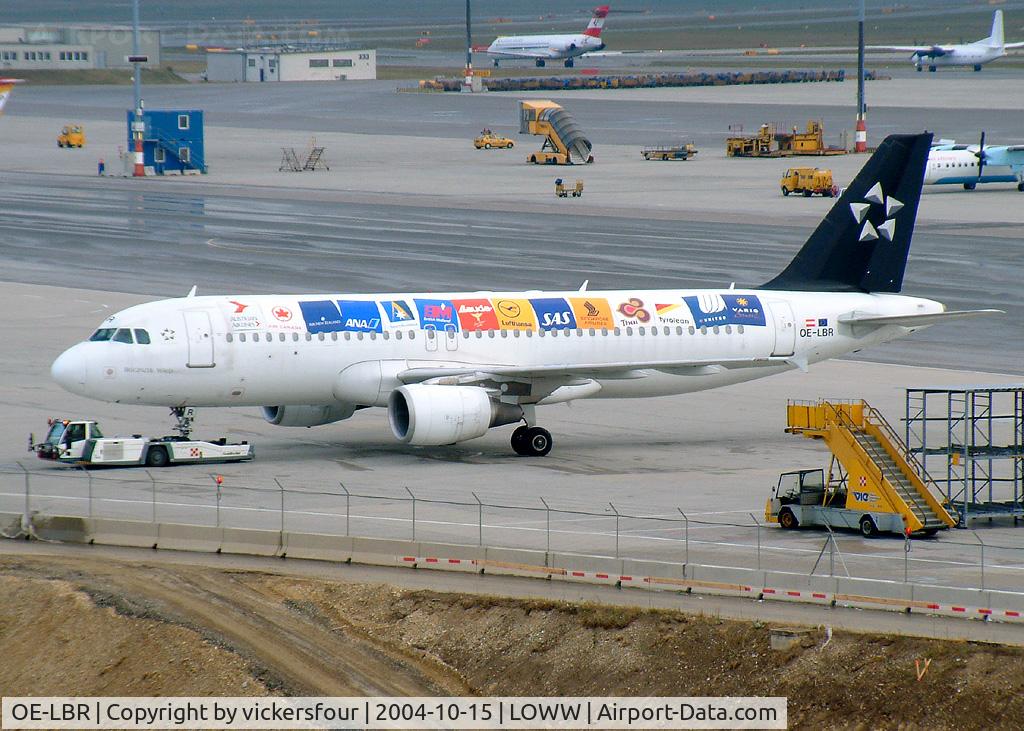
[183,311,215,368]
[768,301,796,357]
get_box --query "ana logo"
[849,181,903,243]
[272,306,292,322]
[497,300,521,318]
[229,300,249,313]
[617,297,651,323]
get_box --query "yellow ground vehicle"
[780,167,837,197]
[766,400,957,537]
[474,130,514,149]
[57,124,85,148]
[555,178,584,197]
[641,143,698,161]
[519,100,593,165]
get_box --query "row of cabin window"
[225,324,746,343]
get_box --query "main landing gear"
[511,424,553,457]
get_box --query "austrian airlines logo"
[229,300,249,313]
[849,181,903,243]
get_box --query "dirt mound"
[2,555,1023,730]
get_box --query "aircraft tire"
[510,425,530,455]
[514,427,552,457]
[1017,182,1023,192]
[145,446,169,468]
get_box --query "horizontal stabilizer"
[838,309,1003,327]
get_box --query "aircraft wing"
[1004,42,1024,49]
[869,45,954,56]
[489,47,563,59]
[838,309,1003,327]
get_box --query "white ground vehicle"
[31,410,253,467]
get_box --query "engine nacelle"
[261,403,356,427]
[388,385,522,446]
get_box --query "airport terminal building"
[0,24,160,70]
[206,47,376,82]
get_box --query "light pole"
[130,0,147,176]
[462,0,474,93]
[855,0,867,152]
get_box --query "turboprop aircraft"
[927,133,1024,191]
[871,10,1024,72]
[486,5,609,68]
[51,133,1000,457]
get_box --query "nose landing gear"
[511,424,553,456]
[170,406,196,440]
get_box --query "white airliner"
[926,135,1024,191]
[871,10,1024,72]
[51,134,1000,457]
[486,5,609,68]
[0,78,23,115]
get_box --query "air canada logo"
[272,306,292,322]
[849,181,903,243]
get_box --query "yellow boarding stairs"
[519,100,593,165]
[785,400,957,535]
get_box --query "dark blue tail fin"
[763,132,932,293]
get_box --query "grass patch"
[9,68,188,86]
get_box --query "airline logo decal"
[414,299,459,330]
[225,299,262,331]
[655,302,692,326]
[684,294,766,327]
[336,300,382,333]
[299,300,344,333]
[615,297,651,325]
[569,298,614,329]
[453,298,499,331]
[381,299,416,324]
[849,181,903,243]
[272,306,292,322]
[267,303,303,331]
[492,298,536,330]
[530,298,577,330]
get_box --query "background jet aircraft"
[927,134,1024,191]
[872,10,1024,71]
[486,5,609,68]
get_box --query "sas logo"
[530,298,577,330]
[852,491,880,504]
[616,297,651,323]
[272,306,292,322]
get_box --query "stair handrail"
[860,401,959,523]
[146,129,207,172]
[820,401,909,518]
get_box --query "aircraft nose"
[51,344,89,395]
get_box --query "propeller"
[975,131,987,180]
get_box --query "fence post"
[17,462,29,533]
[609,502,620,559]
[749,512,761,571]
[903,532,911,583]
[974,531,986,591]
[145,469,157,523]
[80,466,93,519]
[210,473,222,527]
[339,482,350,537]
[405,486,416,542]
[540,497,551,555]
[472,491,483,546]
[274,478,285,535]
[677,508,689,565]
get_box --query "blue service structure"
[125,109,207,174]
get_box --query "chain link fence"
[2,465,1023,593]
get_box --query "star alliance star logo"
[849,182,903,243]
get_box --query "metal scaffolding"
[905,385,1024,525]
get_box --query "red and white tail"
[583,5,610,38]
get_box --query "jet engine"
[261,404,356,427]
[388,385,522,446]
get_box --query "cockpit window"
[112,328,134,344]
[134,329,151,344]
[90,328,116,342]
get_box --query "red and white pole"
[855,116,867,153]
[132,110,145,177]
